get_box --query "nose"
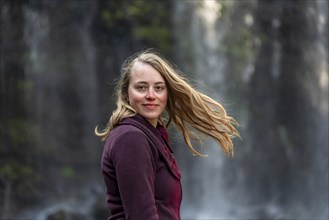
[145,88,156,99]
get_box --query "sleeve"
[111,129,159,220]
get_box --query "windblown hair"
[95,49,240,157]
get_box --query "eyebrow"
[135,81,165,85]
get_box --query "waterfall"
[17,1,104,219]
[23,1,100,166]
[173,1,246,218]
[173,0,328,219]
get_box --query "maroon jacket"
[101,114,182,220]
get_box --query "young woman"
[95,49,240,220]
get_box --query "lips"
[143,103,158,109]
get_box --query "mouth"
[143,103,158,109]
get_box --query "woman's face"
[128,61,168,127]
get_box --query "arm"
[111,129,159,220]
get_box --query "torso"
[101,115,182,220]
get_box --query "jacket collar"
[119,114,180,179]
[121,114,173,153]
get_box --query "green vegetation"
[99,0,173,53]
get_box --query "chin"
[142,113,159,121]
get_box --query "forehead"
[130,62,165,83]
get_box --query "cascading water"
[16,1,104,219]
[173,0,328,219]
[173,1,249,218]
[23,0,100,166]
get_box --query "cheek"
[161,92,168,105]
[128,89,142,104]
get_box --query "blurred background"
[1,0,328,219]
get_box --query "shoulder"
[111,124,145,138]
[105,124,152,156]
[104,124,159,168]
[108,124,147,145]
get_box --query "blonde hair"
[95,49,240,157]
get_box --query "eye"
[136,85,147,91]
[155,85,166,92]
